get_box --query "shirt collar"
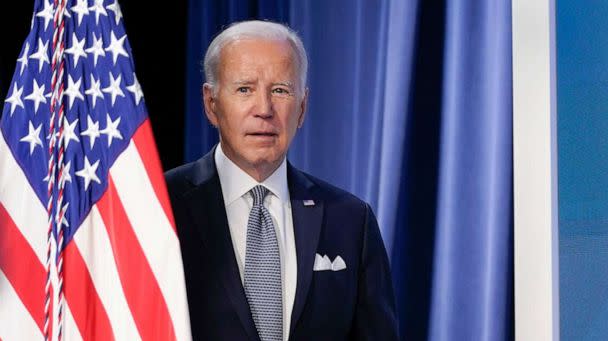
[215,143,289,206]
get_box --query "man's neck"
[244,165,279,183]
[218,143,284,182]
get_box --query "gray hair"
[203,20,308,96]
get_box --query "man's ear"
[297,88,308,128]
[202,83,219,127]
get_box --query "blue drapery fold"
[185,1,513,340]
[429,0,513,340]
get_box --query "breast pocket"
[301,263,356,334]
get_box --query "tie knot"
[250,185,269,206]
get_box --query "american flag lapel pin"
[303,199,315,207]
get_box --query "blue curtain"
[184,1,513,340]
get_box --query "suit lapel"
[183,152,259,341]
[288,164,324,337]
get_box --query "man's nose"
[254,89,274,118]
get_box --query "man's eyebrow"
[232,80,256,85]
[231,80,295,88]
[273,82,294,88]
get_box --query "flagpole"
[46,0,68,340]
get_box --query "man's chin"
[244,150,285,167]
[245,145,282,159]
[246,156,282,168]
[236,153,285,181]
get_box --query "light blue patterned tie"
[244,185,283,341]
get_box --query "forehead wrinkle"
[232,79,256,84]
[222,62,294,80]
[218,40,299,89]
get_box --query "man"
[165,20,398,341]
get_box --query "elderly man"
[165,20,398,341]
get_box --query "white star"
[24,79,47,113]
[102,73,125,105]
[85,75,104,108]
[42,170,52,183]
[63,75,84,109]
[106,0,123,25]
[65,33,87,66]
[5,83,24,115]
[85,33,105,67]
[70,0,90,26]
[81,115,100,149]
[59,161,72,186]
[19,121,43,155]
[104,31,128,65]
[56,202,70,228]
[88,0,108,24]
[44,90,52,107]
[29,38,49,72]
[100,114,122,146]
[75,156,101,190]
[17,42,29,75]
[61,118,80,149]
[46,130,58,146]
[126,73,144,105]
[36,0,54,31]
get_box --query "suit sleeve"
[352,203,399,340]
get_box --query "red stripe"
[0,203,46,333]
[132,119,177,232]
[97,178,177,341]
[63,242,115,341]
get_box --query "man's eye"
[272,88,289,94]
[237,87,250,93]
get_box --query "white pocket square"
[313,253,347,271]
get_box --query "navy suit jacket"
[165,149,398,341]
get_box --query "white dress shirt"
[215,144,297,341]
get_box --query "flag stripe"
[64,302,84,341]
[110,142,191,341]
[0,269,44,341]
[0,132,47,265]
[73,205,141,341]
[97,177,176,341]
[49,214,60,341]
[0,203,45,334]
[132,119,176,231]
[1,130,73,341]
[63,242,115,341]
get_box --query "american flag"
[0,0,191,340]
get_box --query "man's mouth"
[247,132,277,137]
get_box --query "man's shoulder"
[292,168,376,238]
[291,167,369,212]
[165,160,197,182]
[164,161,196,199]
[164,152,216,197]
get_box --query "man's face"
[203,38,307,180]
